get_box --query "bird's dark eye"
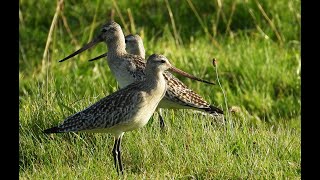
[160,60,166,63]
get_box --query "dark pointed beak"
[169,66,215,85]
[88,53,108,62]
[59,34,104,62]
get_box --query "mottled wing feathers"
[163,71,223,115]
[123,53,223,114]
[165,86,207,108]
[45,83,144,133]
[113,53,223,116]
[163,71,188,89]
[123,54,146,82]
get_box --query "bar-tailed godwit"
[44,54,192,174]
[123,34,224,127]
[58,22,224,128]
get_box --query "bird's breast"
[107,59,138,88]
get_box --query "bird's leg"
[112,138,119,175]
[158,109,166,129]
[117,136,123,174]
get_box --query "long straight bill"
[59,35,104,62]
[88,53,108,62]
[169,66,215,85]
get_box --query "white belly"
[157,97,191,109]
[107,59,137,88]
[113,70,135,88]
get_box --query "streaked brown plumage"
[58,21,224,123]
[44,54,187,174]
[124,34,223,117]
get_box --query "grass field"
[19,0,301,179]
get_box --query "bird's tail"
[204,105,224,115]
[43,126,62,134]
[202,105,227,123]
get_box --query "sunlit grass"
[19,0,300,179]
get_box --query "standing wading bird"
[58,21,224,129]
[44,54,192,174]
[123,34,224,127]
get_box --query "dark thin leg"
[158,109,166,129]
[112,138,119,175]
[117,136,123,174]
[159,114,165,129]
